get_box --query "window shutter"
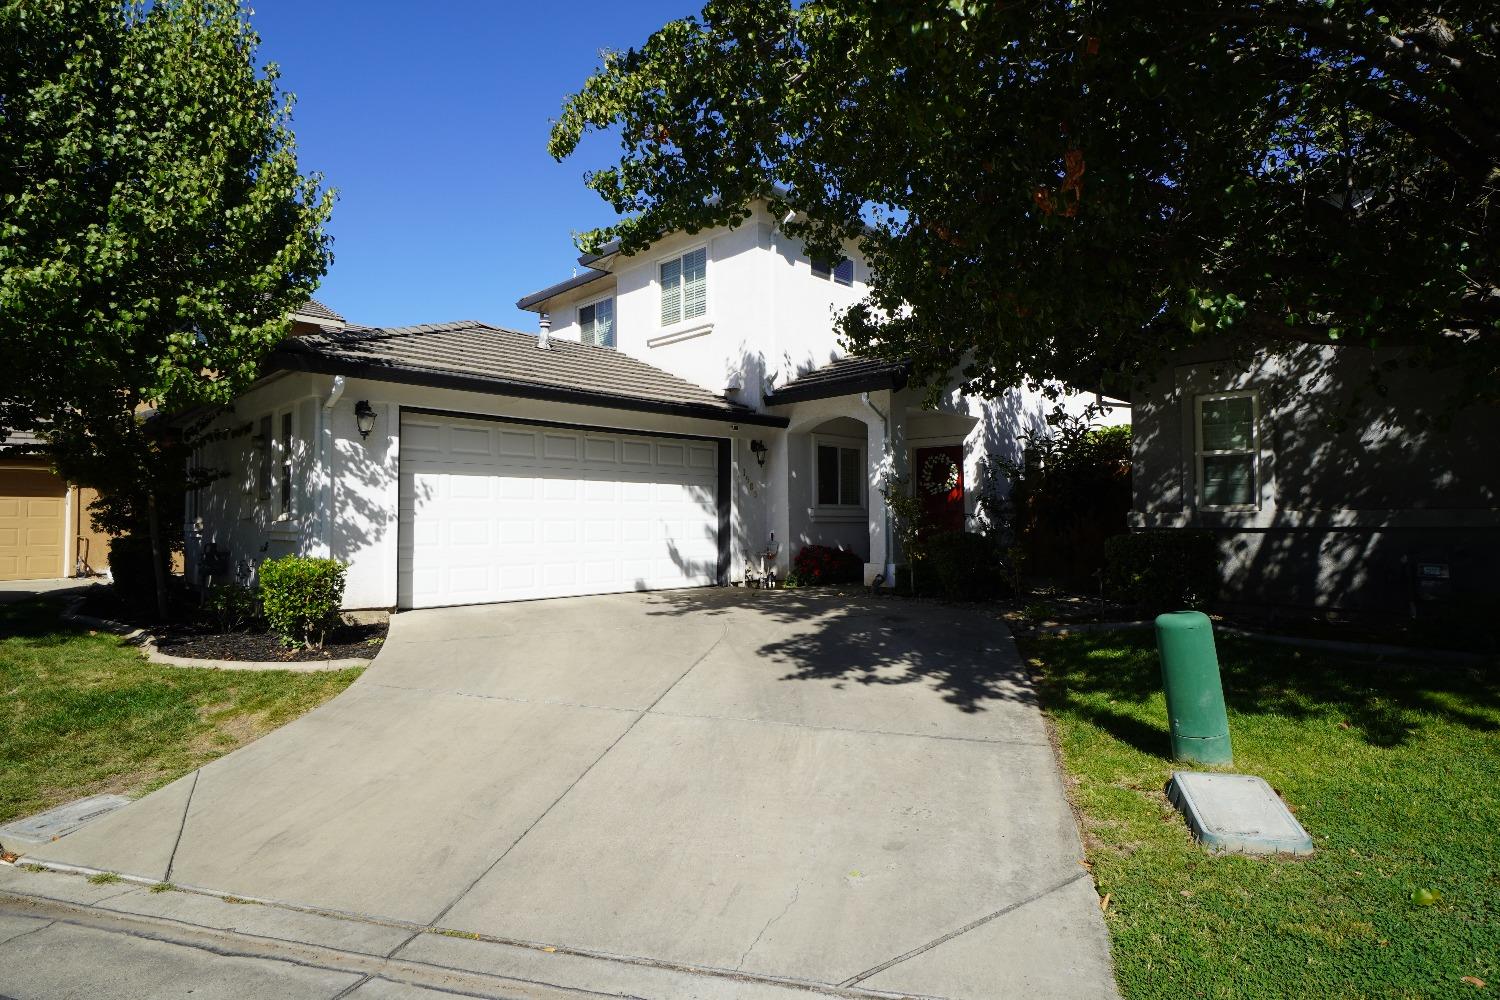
[681,248,707,320]
[659,258,682,326]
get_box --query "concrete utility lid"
[0,795,131,843]
[1168,771,1314,856]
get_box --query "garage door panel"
[399,415,720,608]
[0,469,66,582]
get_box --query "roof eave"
[763,367,910,406]
[268,347,789,428]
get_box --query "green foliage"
[0,0,333,608]
[1026,630,1500,998]
[107,534,169,613]
[788,544,863,587]
[1103,529,1220,613]
[920,530,1011,601]
[203,582,260,634]
[995,415,1133,585]
[549,2,1499,403]
[257,556,346,650]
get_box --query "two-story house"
[186,204,1123,609]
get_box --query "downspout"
[319,375,346,559]
[860,391,896,586]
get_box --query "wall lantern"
[750,439,768,467]
[354,400,377,440]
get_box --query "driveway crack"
[423,625,729,928]
[839,870,1089,987]
[163,769,201,883]
[736,882,800,972]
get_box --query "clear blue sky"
[250,2,700,332]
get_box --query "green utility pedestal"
[1155,611,1233,765]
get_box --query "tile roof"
[515,268,614,311]
[269,321,786,426]
[764,355,911,405]
[293,298,344,323]
[0,427,46,453]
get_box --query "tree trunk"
[146,489,169,621]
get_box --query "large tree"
[1,0,333,611]
[549,1,1498,403]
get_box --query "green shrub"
[108,534,168,613]
[919,530,1012,601]
[257,556,346,649]
[788,544,864,586]
[203,582,260,633]
[1103,530,1220,613]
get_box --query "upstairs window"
[1195,392,1258,509]
[660,247,707,327]
[812,258,854,286]
[579,297,615,348]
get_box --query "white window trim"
[577,292,617,348]
[1194,390,1260,511]
[812,433,867,521]
[655,243,712,336]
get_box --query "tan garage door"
[0,468,67,581]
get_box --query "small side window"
[279,412,293,517]
[256,416,272,500]
[812,258,854,286]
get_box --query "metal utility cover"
[0,795,131,843]
[1168,771,1314,856]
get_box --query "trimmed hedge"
[789,544,864,586]
[920,530,1012,600]
[1103,529,1220,613]
[257,556,346,649]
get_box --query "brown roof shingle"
[270,321,786,426]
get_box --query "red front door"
[915,446,965,533]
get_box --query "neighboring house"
[0,429,110,582]
[1128,340,1499,617]
[186,204,1124,609]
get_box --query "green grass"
[1021,630,1499,1000]
[0,598,361,824]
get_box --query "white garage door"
[398,412,722,609]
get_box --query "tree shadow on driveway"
[642,586,1034,715]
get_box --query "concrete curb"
[61,600,370,673]
[1025,619,1490,665]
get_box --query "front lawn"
[0,598,361,825]
[1021,630,1499,1000]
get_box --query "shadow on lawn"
[1028,630,1500,756]
[642,586,1032,715]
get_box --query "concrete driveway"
[17,589,1117,999]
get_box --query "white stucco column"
[763,427,792,578]
[861,388,908,587]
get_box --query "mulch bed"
[75,585,386,663]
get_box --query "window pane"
[817,446,840,505]
[1200,396,1254,451]
[579,303,596,344]
[595,297,614,348]
[681,248,707,320]
[659,258,681,326]
[811,259,831,280]
[279,413,293,515]
[833,259,854,286]
[1202,454,1255,506]
[257,416,272,499]
[838,447,862,506]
